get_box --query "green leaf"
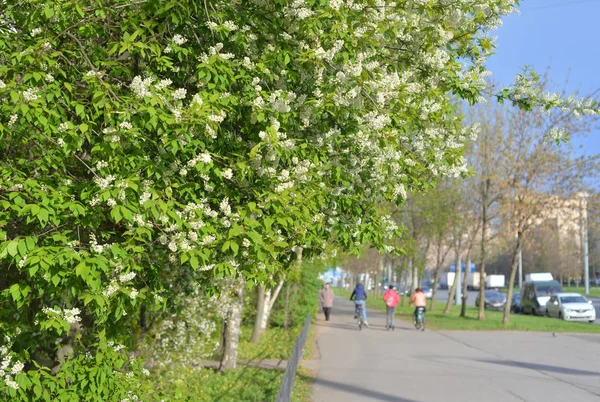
[264,217,274,232]
[6,241,18,257]
[37,208,49,225]
[75,261,90,279]
[9,284,21,302]
[222,241,231,252]
[228,225,243,237]
[190,256,199,269]
[230,242,239,255]
[44,6,54,18]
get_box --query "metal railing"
[276,312,311,402]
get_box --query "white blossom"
[173,88,187,100]
[222,169,233,180]
[119,272,136,283]
[22,88,39,102]
[172,34,187,45]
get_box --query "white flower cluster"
[285,0,314,19]
[22,88,39,102]
[7,114,17,127]
[155,79,172,90]
[43,306,82,325]
[173,88,187,100]
[130,76,154,98]
[1,345,22,390]
[119,121,133,130]
[93,174,115,190]
[172,34,187,45]
[119,272,136,283]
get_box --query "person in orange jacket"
[409,288,427,325]
[383,285,400,330]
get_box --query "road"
[311,298,600,402]
[434,289,600,325]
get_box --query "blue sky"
[485,0,600,155]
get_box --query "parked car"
[475,290,506,311]
[511,292,522,313]
[545,293,596,323]
[520,280,562,316]
[422,286,433,299]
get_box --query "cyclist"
[350,283,368,327]
[409,288,427,326]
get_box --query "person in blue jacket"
[350,283,368,327]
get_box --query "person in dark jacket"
[350,283,368,326]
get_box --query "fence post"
[276,312,311,402]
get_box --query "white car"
[545,293,596,323]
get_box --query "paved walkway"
[312,298,600,402]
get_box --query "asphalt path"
[311,298,600,402]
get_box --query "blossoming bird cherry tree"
[1,0,598,398]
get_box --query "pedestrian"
[319,282,335,321]
[350,283,368,327]
[383,285,400,330]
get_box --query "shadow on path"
[479,359,600,377]
[313,377,419,402]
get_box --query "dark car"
[511,292,522,313]
[475,290,506,311]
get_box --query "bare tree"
[499,100,599,324]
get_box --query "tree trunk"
[460,252,471,318]
[410,257,418,295]
[429,260,443,311]
[250,285,267,344]
[258,278,284,337]
[478,188,488,320]
[401,265,409,306]
[283,284,291,329]
[219,282,244,372]
[444,239,461,314]
[503,231,523,324]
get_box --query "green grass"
[145,366,312,402]
[562,287,600,297]
[146,323,316,402]
[335,288,600,333]
[237,325,302,361]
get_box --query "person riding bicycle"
[409,288,427,325]
[350,283,368,327]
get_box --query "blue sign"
[322,267,342,280]
[449,263,476,273]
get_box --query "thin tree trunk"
[258,278,284,335]
[444,239,461,314]
[429,265,440,311]
[283,284,291,329]
[460,251,471,318]
[219,281,244,372]
[503,231,523,324]
[410,257,418,295]
[401,265,409,306]
[478,182,489,321]
[250,285,266,344]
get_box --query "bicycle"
[414,307,426,331]
[355,303,366,330]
